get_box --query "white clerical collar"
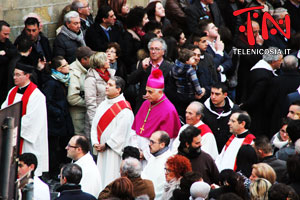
[194,120,204,127]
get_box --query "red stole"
[197,124,212,137]
[97,100,131,143]
[224,133,256,171]
[8,82,37,154]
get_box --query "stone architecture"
[0,0,148,43]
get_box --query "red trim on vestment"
[8,82,37,154]
[97,100,131,143]
[197,124,213,137]
[224,133,256,171]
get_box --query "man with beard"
[177,125,219,185]
[215,111,255,172]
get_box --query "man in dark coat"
[254,136,288,183]
[128,37,172,113]
[203,82,240,152]
[240,47,283,136]
[265,55,300,136]
[0,20,17,105]
[71,0,94,36]
[178,125,219,185]
[53,11,86,64]
[14,17,52,66]
[234,20,264,104]
[56,163,96,200]
[185,0,224,36]
[85,5,122,52]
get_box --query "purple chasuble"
[132,94,181,138]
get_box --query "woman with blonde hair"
[84,52,115,135]
[249,163,276,184]
[249,178,272,200]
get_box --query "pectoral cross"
[140,124,145,134]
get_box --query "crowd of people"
[1,0,300,199]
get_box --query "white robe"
[141,150,172,200]
[215,132,254,172]
[171,121,219,160]
[33,176,50,200]
[91,94,134,190]
[74,152,102,198]
[1,87,49,176]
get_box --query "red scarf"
[132,27,145,37]
[95,68,110,82]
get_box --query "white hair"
[64,11,79,24]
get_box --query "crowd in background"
[1,0,300,199]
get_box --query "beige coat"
[68,59,88,135]
[84,68,115,137]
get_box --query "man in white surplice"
[1,63,48,177]
[91,76,134,190]
[171,101,218,160]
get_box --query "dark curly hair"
[166,154,192,179]
[126,6,147,29]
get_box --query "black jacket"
[41,75,74,137]
[56,184,96,200]
[203,97,240,152]
[0,39,17,104]
[14,32,52,65]
[241,64,276,135]
[284,0,300,32]
[264,71,300,135]
[53,30,82,64]
[85,23,122,52]
[262,155,288,183]
[185,0,224,35]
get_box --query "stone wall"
[0,0,148,43]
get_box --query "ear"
[197,114,201,121]
[185,142,190,148]
[240,120,246,127]
[29,164,35,171]
[63,176,67,184]
[117,87,121,94]
[223,92,228,97]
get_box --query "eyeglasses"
[67,144,79,148]
[80,3,90,8]
[149,48,162,52]
[60,64,69,68]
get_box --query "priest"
[215,111,256,172]
[91,76,134,190]
[1,62,48,177]
[130,68,181,162]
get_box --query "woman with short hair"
[84,52,115,135]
